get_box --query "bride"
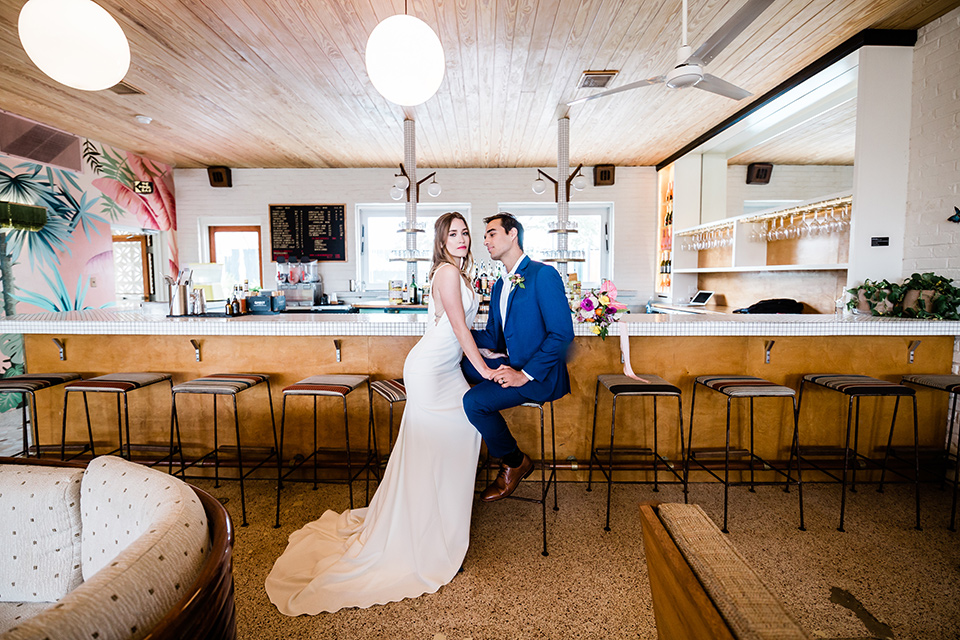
[266,211,496,615]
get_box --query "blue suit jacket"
[472,256,574,402]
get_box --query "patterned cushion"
[658,503,812,639]
[0,374,81,394]
[0,602,53,634]
[803,374,914,396]
[173,373,269,395]
[696,376,795,398]
[598,374,680,396]
[0,465,84,603]
[283,374,369,396]
[370,379,406,403]
[901,374,960,394]
[64,373,171,394]
[0,457,212,640]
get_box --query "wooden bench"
[639,501,812,640]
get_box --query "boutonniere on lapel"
[508,274,525,289]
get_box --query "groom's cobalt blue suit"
[461,256,574,458]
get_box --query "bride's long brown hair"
[429,211,474,288]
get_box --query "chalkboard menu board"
[269,204,346,261]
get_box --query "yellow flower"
[599,295,610,305]
[592,325,601,335]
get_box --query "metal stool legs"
[686,379,803,534]
[796,377,920,532]
[587,378,686,531]
[506,402,558,556]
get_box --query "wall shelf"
[675,263,849,274]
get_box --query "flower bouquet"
[573,279,628,339]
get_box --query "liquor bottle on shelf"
[410,273,419,305]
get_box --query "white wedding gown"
[266,273,482,615]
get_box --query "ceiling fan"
[568,0,774,106]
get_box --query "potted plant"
[899,272,960,320]
[848,278,898,316]
[847,273,960,320]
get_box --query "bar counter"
[4,310,958,481]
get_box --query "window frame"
[207,225,264,289]
[496,202,613,287]
[357,203,471,290]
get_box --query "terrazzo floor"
[4,412,959,639]
[194,474,960,640]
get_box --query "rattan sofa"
[0,456,235,640]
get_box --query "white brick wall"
[174,166,657,301]
[905,5,960,282]
[726,165,854,215]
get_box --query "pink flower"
[601,279,618,299]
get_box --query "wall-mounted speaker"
[746,163,773,184]
[207,166,232,188]
[594,164,615,186]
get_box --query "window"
[498,202,612,287]
[358,203,470,289]
[208,226,263,288]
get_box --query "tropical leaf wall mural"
[0,140,178,412]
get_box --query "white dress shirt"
[498,254,533,381]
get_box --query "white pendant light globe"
[394,174,410,190]
[572,174,588,191]
[426,180,442,197]
[532,178,547,195]
[18,0,130,91]
[365,15,444,106]
[389,186,405,201]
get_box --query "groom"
[461,212,574,502]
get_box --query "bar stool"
[60,372,173,462]
[500,400,558,557]
[795,374,919,532]
[170,373,277,527]
[685,375,803,533]
[275,375,379,528]
[587,374,685,531]
[901,374,960,530]
[0,373,81,457]
[369,378,406,464]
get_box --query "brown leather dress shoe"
[481,454,534,502]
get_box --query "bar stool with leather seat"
[274,374,379,528]
[497,400,558,557]
[369,378,406,465]
[60,372,173,462]
[795,374,920,532]
[587,373,685,531]
[685,375,804,533]
[0,372,81,457]
[900,374,960,530]
[170,372,278,527]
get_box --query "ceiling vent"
[577,70,618,89]
[0,111,82,172]
[108,81,145,95]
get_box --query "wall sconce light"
[532,164,586,202]
[390,163,441,202]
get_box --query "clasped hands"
[479,349,527,388]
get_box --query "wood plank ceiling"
[0,0,956,169]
